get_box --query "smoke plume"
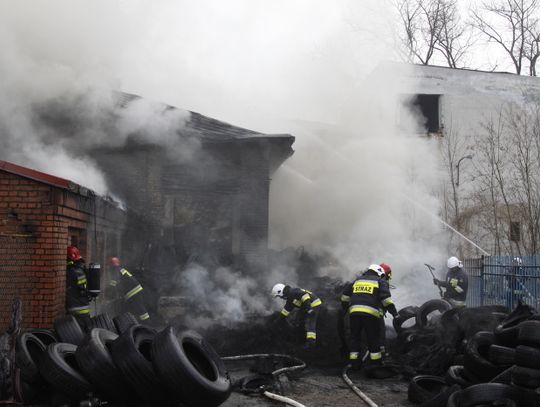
[0,0,450,324]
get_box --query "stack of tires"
[15,312,231,406]
[407,302,540,406]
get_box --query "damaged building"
[0,94,294,331]
[91,93,294,273]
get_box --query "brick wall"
[0,170,126,332]
[0,172,65,330]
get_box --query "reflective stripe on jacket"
[341,271,394,318]
[280,287,322,317]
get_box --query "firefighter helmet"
[109,257,121,267]
[380,263,392,279]
[271,283,286,298]
[67,246,82,261]
[368,264,385,278]
[447,256,463,269]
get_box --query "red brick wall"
[0,172,66,331]
[0,170,129,333]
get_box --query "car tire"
[54,315,85,346]
[86,313,117,334]
[38,342,92,401]
[464,331,502,381]
[415,299,452,328]
[393,306,419,335]
[517,320,540,347]
[515,345,540,369]
[488,344,515,367]
[445,365,470,387]
[28,329,57,346]
[152,327,232,407]
[15,333,46,384]
[113,312,139,334]
[489,366,514,384]
[419,383,460,407]
[109,325,166,402]
[75,328,127,401]
[494,310,533,346]
[448,383,518,407]
[511,365,540,389]
[407,375,448,404]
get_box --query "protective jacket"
[66,260,90,316]
[440,267,468,304]
[279,287,322,317]
[110,267,149,321]
[340,270,397,318]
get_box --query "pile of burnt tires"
[15,312,231,406]
[405,301,540,406]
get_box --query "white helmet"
[367,264,385,277]
[447,256,463,269]
[271,283,286,298]
[512,257,522,266]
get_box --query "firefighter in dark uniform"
[433,256,468,308]
[108,257,150,322]
[271,283,323,349]
[66,246,91,321]
[341,264,398,366]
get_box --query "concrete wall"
[392,63,540,256]
[398,64,540,138]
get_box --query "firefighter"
[66,246,91,321]
[271,283,323,349]
[379,262,393,356]
[433,256,468,308]
[341,264,398,367]
[108,257,150,322]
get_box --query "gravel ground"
[222,364,414,407]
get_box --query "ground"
[222,363,414,407]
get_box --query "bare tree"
[435,1,474,68]
[395,0,472,67]
[474,111,510,255]
[439,122,473,257]
[467,102,540,256]
[471,0,540,75]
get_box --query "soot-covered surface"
[222,362,413,407]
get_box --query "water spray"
[291,131,491,256]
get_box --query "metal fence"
[465,255,540,310]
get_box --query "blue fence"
[465,256,540,310]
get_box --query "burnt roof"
[114,91,294,142]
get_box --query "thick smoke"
[0,0,449,325]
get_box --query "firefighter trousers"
[349,313,381,362]
[304,307,320,342]
[125,294,150,322]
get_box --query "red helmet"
[67,246,82,261]
[109,257,121,267]
[380,263,392,279]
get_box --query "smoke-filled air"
[0,0,449,325]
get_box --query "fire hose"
[222,354,307,407]
[341,365,378,407]
[262,390,306,407]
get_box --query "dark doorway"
[413,94,440,133]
